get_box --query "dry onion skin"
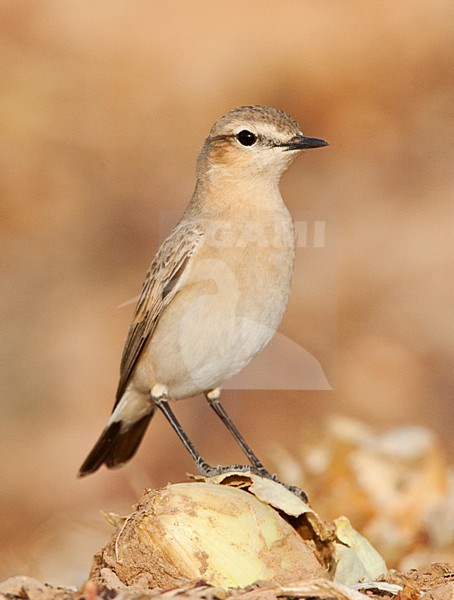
[92,482,326,589]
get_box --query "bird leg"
[205,388,266,471]
[152,389,256,478]
[152,386,308,500]
[205,388,308,502]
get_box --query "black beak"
[279,134,329,151]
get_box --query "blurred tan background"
[1,0,453,587]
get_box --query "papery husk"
[91,481,326,589]
[91,471,387,590]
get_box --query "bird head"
[197,105,328,184]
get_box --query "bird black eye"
[236,130,257,146]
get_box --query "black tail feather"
[78,413,154,477]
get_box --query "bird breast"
[140,207,296,399]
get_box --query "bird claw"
[197,462,255,478]
[197,461,308,502]
[260,471,308,502]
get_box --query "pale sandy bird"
[79,105,327,482]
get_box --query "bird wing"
[115,222,204,404]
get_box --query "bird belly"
[134,237,295,400]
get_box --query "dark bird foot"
[196,459,308,503]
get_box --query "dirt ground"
[1,563,453,599]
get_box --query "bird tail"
[78,390,154,477]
